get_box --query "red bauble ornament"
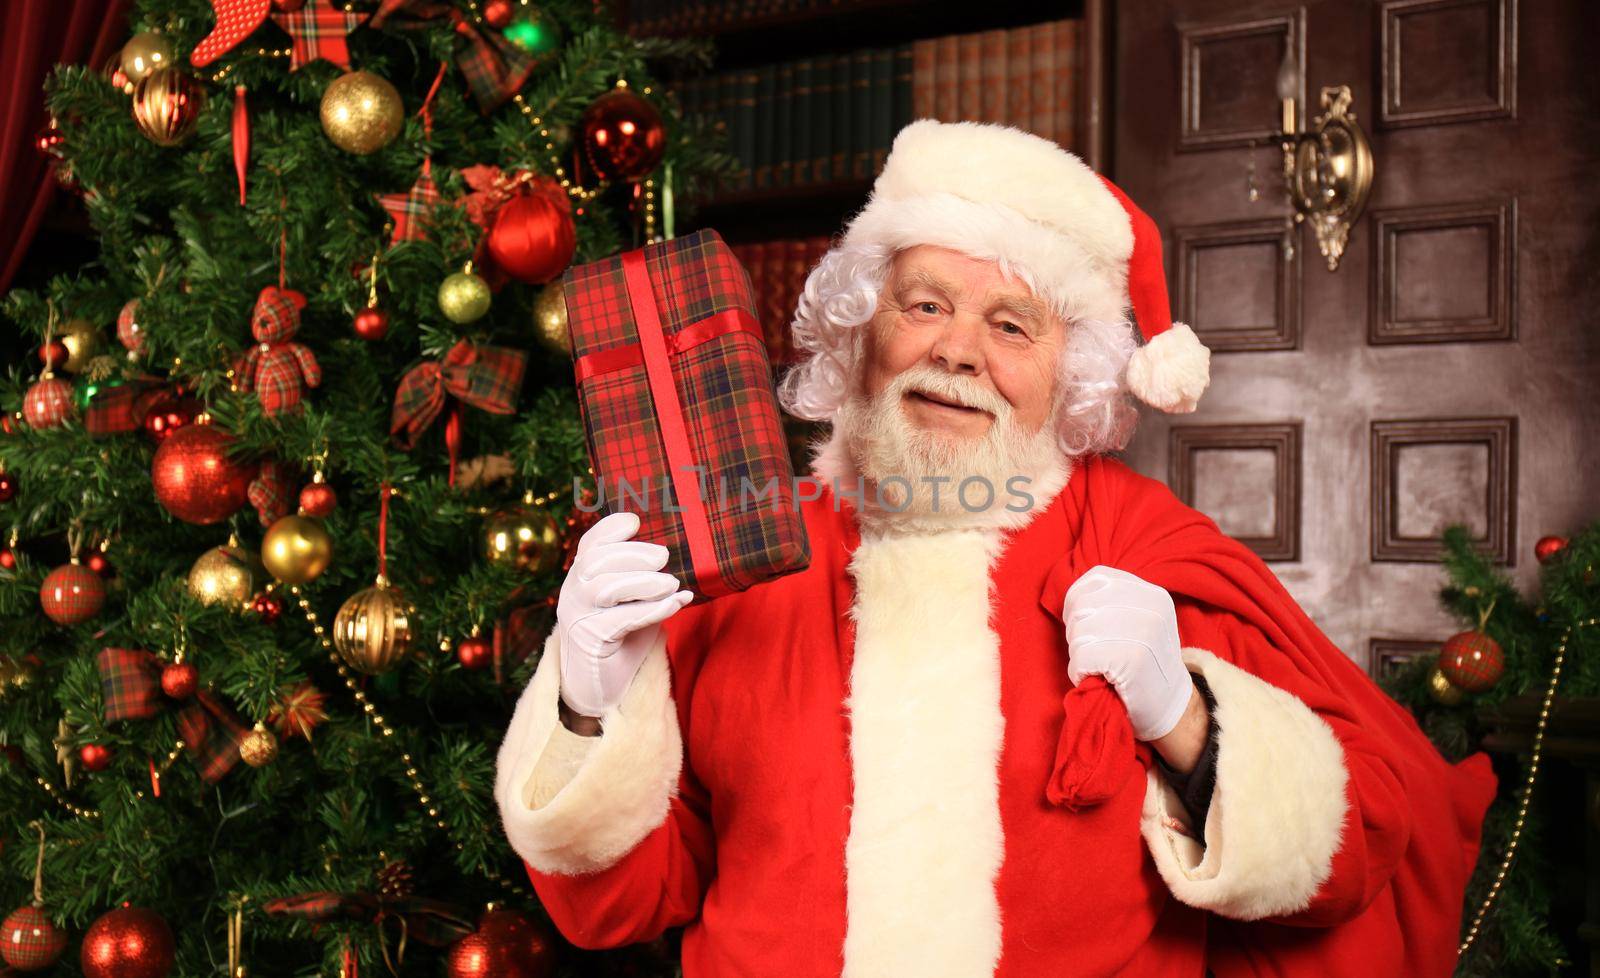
[482,0,512,27]
[579,89,666,183]
[34,127,66,157]
[353,305,390,340]
[117,299,146,354]
[142,394,201,442]
[446,909,556,978]
[1439,630,1505,693]
[1,905,67,971]
[85,551,112,576]
[0,471,15,503]
[151,424,252,524]
[0,547,16,570]
[250,592,284,623]
[78,743,113,772]
[22,377,76,429]
[487,187,576,284]
[161,662,199,699]
[457,635,493,670]
[81,906,175,978]
[40,562,106,626]
[1535,535,1569,564]
[298,481,337,518]
[38,340,69,369]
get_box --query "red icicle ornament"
[232,85,250,205]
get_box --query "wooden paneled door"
[1112,0,1600,676]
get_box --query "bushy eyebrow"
[895,269,1050,325]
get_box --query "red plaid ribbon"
[390,341,526,450]
[376,160,443,244]
[271,0,367,70]
[97,647,250,784]
[85,377,166,437]
[370,0,537,112]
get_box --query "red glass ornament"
[34,127,65,157]
[40,563,106,626]
[1,905,67,970]
[79,743,113,772]
[1439,630,1505,693]
[161,662,199,699]
[353,305,389,340]
[85,551,111,576]
[482,0,512,27]
[142,395,201,442]
[1535,535,1568,564]
[251,592,284,623]
[38,339,69,369]
[487,189,576,284]
[579,89,666,183]
[80,906,175,978]
[298,481,337,518]
[22,377,76,429]
[457,635,493,670]
[0,548,15,570]
[117,299,146,354]
[446,909,556,978]
[0,472,15,503]
[151,424,252,524]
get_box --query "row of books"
[678,18,1082,196]
[731,235,832,366]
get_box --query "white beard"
[817,364,1072,535]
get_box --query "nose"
[929,313,985,376]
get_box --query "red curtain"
[0,0,130,294]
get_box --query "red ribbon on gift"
[390,341,527,486]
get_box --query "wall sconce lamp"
[1276,51,1374,271]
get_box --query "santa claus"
[495,120,1498,977]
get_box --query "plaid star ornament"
[271,0,368,70]
[376,160,443,243]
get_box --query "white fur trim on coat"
[1140,648,1350,920]
[494,629,682,876]
[1125,322,1210,414]
[842,525,1008,978]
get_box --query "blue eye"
[998,321,1024,335]
[916,302,940,315]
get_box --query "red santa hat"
[839,119,1211,413]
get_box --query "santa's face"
[861,245,1065,441]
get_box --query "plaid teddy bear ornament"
[239,286,322,415]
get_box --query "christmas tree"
[1382,524,1600,977]
[0,1,735,974]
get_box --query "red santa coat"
[496,452,1498,977]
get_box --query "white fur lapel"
[841,524,1008,977]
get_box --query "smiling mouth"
[906,390,992,416]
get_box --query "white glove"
[1062,565,1193,741]
[557,511,694,718]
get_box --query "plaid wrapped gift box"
[564,228,810,599]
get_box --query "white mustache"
[885,364,1010,417]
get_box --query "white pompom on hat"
[838,119,1211,413]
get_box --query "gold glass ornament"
[132,67,205,146]
[187,544,259,608]
[57,318,101,374]
[532,281,571,357]
[1427,665,1466,706]
[319,70,404,155]
[332,579,413,674]
[121,31,175,83]
[484,500,561,574]
[437,266,492,324]
[261,515,334,585]
[238,722,279,767]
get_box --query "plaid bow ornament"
[391,340,527,482]
[369,0,539,113]
[264,891,476,970]
[239,286,322,416]
[97,647,252,784]
[84,375,167,437]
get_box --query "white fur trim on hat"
[1125,322,1210,414]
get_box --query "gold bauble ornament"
[238,722,279,767]
[319,70,404,155]
[484,501,561,574]
[57,318,101,374]
[261,515,334,585]
[121,31,175,83]
[1427,665,1466,706]
[332,579,413,674]
[187,544,260,608]
[532,281,571,357]
[437,267,492,324]
[132,66,206,146]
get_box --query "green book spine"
[754,65,776,190]
[792,58,813,185]
[830,53,851,182]
[851,48,873,180]
[870,47,893,175]
[811,55,832,183]
[775,60,794,188]
[735,71,757,191]
[892,43,914,134]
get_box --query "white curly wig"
[777,236,1142,459]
